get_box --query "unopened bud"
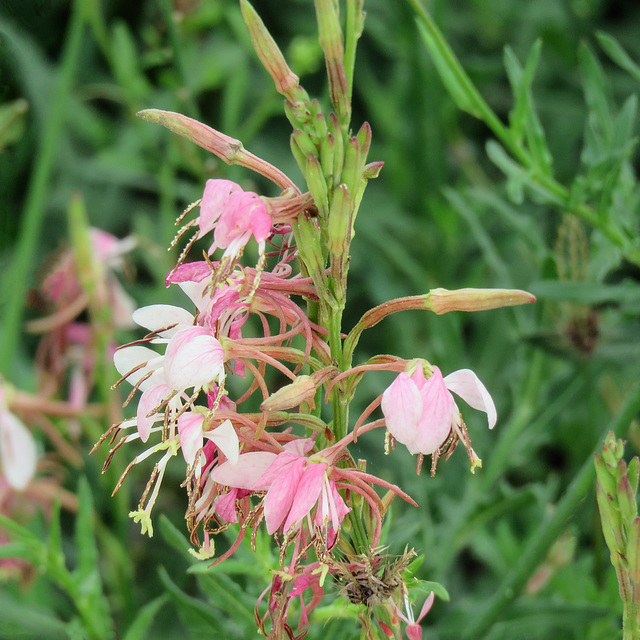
[261,375,316,412]
[426,287,536,314]
[240,0,303,100]
[260,367,338,412]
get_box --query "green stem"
[0,1,85,376]
[464,382,640,640]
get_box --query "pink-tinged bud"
[261,375,316,412]
[164,327,225,391]
[239,0,302,100]
[137,109,297,192]
[426,288,536,315]
[261,367,338,412]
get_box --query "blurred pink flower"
[381,364,496,455]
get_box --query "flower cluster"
[98,2,535,636]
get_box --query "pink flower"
[394,592,435,640]
[164,326,225,391]
[177,414,239,469]
[198,179,273,257]
[381,364,496,455]
[210,439,349,536]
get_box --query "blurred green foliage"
[1,0,640,638]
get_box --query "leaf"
[73,477,102,594]
[596,31,640,84]
[158,514,196,561]
[158,566,225,636]
[0,592,68,640]
[414,21,483,119]
[122,595,169,640]
[578,42,613,142]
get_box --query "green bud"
[596,487,625,556]
[327,184,351,256]
[595,452,618,499]
[627,517,640,582]
[602,441,622,469]
[618,474,638,524]
[355,121,372,164]
[341,135,361,198]
[320,133,336,183]
[327,113,344,184]
[628,457,640,496]
[290,132,308,175]
[285,99,313,129]
[292,128,318,160]
[240,0,303,101]
[312,103,328,140]
[305,153,329,219]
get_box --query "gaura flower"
[394,592,435,640]
[199,179,273,258]
[381,363,496,456]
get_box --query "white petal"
[444,369,497,429]
[0,410,37,490]
[114,346,164,391]
[132,305,194,337]
[204,419,239,464]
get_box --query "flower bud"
[426,287,536,314]
[327,184,351,256]
[261,375,316,412]
[627,517,640,582]
[240,0,302,101]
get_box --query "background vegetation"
[1,0,640,638]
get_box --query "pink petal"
[132,305,194,337]
[416,591,436,623]
[0,410,37,490]
[253,451,301,487]
[381,373,423,448]
[177,412,205,465]
[249,202,273,243]
[263,457,306,534]
[210,451,276,489]
[283,438,315,457]
[444,369,497,429]
[136,383,171,442]
[412,367,456,455]
[214,489,240,523]
[166,261,212,284]
[283,463,327,531]
[199,179,242,234]
[164,327,224,391]
[204,419,239,464]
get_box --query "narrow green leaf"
[596,31,640,84]
[158,514,196,560]
[0,592,68,639]
[415,21,482,119]
[122,595,169,640]
[196,572,256,627]
[158,566,225,635]
[74,477,98,584]
[578,42,613,141]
